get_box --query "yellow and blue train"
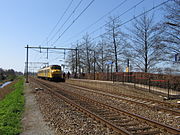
[37,65,65,82]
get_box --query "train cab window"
[51,65,61,70]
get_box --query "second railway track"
[64,82,180,116]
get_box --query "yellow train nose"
[52,70,60,74]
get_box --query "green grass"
[0,77,24,135]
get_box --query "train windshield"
[51,65,61,70]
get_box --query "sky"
[0,0,167,72]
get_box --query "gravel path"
[20,83,55,135]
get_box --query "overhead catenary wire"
[30,48,46,64]
[66,0,129,41]
[65,0,146,45]
[51,0,95,46]
[88,0,146,36]
[47,0,74,42]
[40,0,74,46]
[48,0,84,45]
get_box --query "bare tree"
[163,0,180,54]
[129,13,166,72]
[66,34,94,74]
[105,16,127,72]
[95,37,109,72]
[79,34,95,73]
[66,50,76,74]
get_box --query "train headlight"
[51,70,55,73]
[52,70,59,73]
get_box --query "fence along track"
[64,82,180,116]
[31,78,180,135]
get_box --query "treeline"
[66,1,179,75]
[0,68,23,81]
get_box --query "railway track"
[64,82,180,116]
[31,78,180,135]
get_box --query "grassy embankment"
[0,77,24,134]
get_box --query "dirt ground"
[20,83,55,135]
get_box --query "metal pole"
[72,51,75,74]
[149,78,151,92]
[134,73,136,88]
[127,59,130,82]
[75,48,78,78]
[167,80,170,99]
[26,45,29,83]
[47,48,48,59]
[123,73,124,84]
[107,65,109,81]
[94,51,96,80]
[111,63,113,81]
[78,49,81,76]
[113,72,114,83]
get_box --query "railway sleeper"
[84,106,99,110]
[113,119,131,124]
[103,115,125,118]
[79,102,90,106]
[99,114,123,118]
[132,130,161,135]
[93,110,110,114]
[98,111,117,115]
[108,117,128,121]
[86,108,105,113]
[96,112,113,115]
[117,122,139,127]
[126,126,151,131]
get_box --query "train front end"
[50,65,65,82]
